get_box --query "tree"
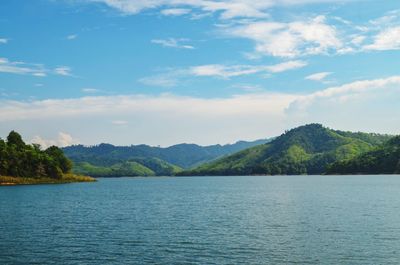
[7,131,25,149]
[45,146,73,173]
[0,131,74,179]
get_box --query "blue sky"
[1,0,400,146]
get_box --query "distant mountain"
[327,136,400,174]
[73,157,182,177]
[63,138,271,177]
[180,124,393,176]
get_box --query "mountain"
[180,124,393,176]
[63,138,270,177]
[327,136,400,174]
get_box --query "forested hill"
[327,136,400,174]
[62,138,270,170]
[0,131,72,179]
[72,158,182,178]
[180,124,393,176]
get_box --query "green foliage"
[45,146,73,173]
[334,130,392,146]
[327,136,400,174]
[72,157,182,177]
[0,131,74,179]
[180,124,392,176]
[7,130,25,148]
[62,137,269,177]
[73,161,153,177]
[62,139,271,169]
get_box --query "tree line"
[0,131,72,179]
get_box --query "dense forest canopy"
[328,136,400,174]
[0,131,73,179]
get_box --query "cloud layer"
[2,76,400,146]
[92,0,355,19]
[139,60,307,86]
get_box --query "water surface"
[1,175,400,264]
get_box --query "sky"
[1,0,400,147]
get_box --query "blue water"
[1,176,400,264]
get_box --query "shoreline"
[0,174,96,186]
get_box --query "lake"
[1,175,400,264]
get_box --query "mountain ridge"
[180,124,393,176]
[63,138,271,176]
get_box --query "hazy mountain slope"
[63,138,271,169]
[181,124,392,176]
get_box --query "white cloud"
[151,38,194,49]
[369,9,400,27]
[285,76,400,133]
[83,2,400,57]
[0,38,8,44]
[66,34,78,40]
[54,66,72,76]
[288,76,400,111]
[305,72,332,81]
[226,16,342,57]
[30,132,78,148]
[350,35,366,45]
[82,88,99,93]
[0,93,295,145]
[190,64,260,78]
[139,61,306,85]
[90,0,269,19]
[189,60,307,78]
[139,73,179,87]
[0,57,47,77]
[161,8,191,16]
[363,26,400,51]
[337,10,400,53]
[0,58,74,78]
[232,84,263,92]
[265,60,308,73]
[79,2,400,58]
[90,0,355,19]
[2,75,400,146]
[33,72,47,77]
[112,120,129,125]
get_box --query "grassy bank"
[0,174,96,186]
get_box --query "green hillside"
[63,137,270,177]
[73,157,182,177]
[180,124,392,176]
[327,136,400,174]
[63,138,270,169]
